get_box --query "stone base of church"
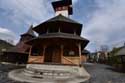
[8,64,90,83]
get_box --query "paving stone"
[84,63,125,83]
[0,63,125,83]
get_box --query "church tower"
[52,0,73,17]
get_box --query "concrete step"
[23,67,73,79]
[9,64,91,83]
[26,64,80,74]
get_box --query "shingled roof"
[4,25,35,54]
[116,46,125,56]
[33,14,82,35]
[4,41,30,54]
[38,32,88,41]
[43,14,81,25]
[82,49,90,55]
[26,32,89,48]
[5,47,28,54]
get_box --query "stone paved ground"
[84,63,125,83]
[0,63,27,83]
[0,63,125,83]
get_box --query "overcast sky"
[0,0,125,52]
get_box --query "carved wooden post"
[29,46,32,56]
[78,43,82,66]
[28,46,32,63]
[61,45,64,63]
[42,45,46,63]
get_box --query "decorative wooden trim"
[28,56,42,63]
[63,56,79,66]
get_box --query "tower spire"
[52,0,73,17]
[21,25,36,37]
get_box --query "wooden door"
[44,45,61,63]
[52,48,61,63]
[44,47,53,62]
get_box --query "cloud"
[1,0,125,52]
[1,0,78,44]
[54,0,78,4]
[83,0,125,51]
[0,27,17,44]
[0,0,78,33]
[0,0,54,44]
[0,0,53,26]
[72,0,78,4]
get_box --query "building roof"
[3,25,36,55]
[26,32,89,48]
[82,49,90,55]
[116,46,125,56]
[21,25,36,37]
[40,32,86,39]
[0,40,14,56]
[4,47,28,54]
[6,47,22,53]
[38,32,89,41]
[52,0,73,15]
[45,14,81,25]
[33,14,82,35]
[4,40,30,54]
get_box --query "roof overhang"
[33,21,82,35]
[26,33,89,48]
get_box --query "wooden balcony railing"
[62,56,79,66]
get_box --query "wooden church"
[5,1,91,82]
[27,0,89,66]
[1,0,89,66]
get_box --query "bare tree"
[7,39,14,45]
[100,45,109,52]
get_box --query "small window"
[69,51,75,56]
[58,7,62,11]
[62,6,67,10]
[49,28,58,33]
[31,48,41,56]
